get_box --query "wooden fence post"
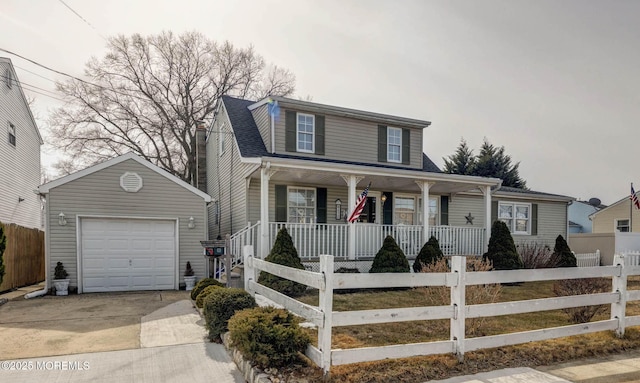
[611,253,627,337]
[450,255,466,362]
[318,254,334,379]
[243,245,255,295]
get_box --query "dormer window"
[387,127,402,163]
[297,113,315,153]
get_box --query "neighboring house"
[568,200,606,233]
[37,153,211,293]
[590,193,640,233]
[206,95,574,267]
[0,57,43,229]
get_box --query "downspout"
[270,100,276,154]
[26,190,48,299]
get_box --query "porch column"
[418,181,431,244]
[347,175,357,260]
[260,164,271,259]
[483,185,492,252]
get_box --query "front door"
[357,196,377,223]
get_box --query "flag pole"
[632,182,634,232]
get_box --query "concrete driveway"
[0,290,204,359]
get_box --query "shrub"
[54,262,68,279]
[0,225,5,285]
[195,284,223,308]
[228,306,311,368]
[553,278,610,323]
[553,235,577,267]
[517,242,560,269]
[413,236,444,273]
[483,221,523,270]
[258,227,307,297]
[203,287,256,341]
[420,257,501,336]
[190,277,225,300]
[369,235,410,273]
[334,267,360,294]
[184,261,195,276]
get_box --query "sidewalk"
[0,282,45,302]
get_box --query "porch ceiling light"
[188,216,196,229]
[58,212,67,226]
[335,199,342,220]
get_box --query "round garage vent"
[120,172,143,192]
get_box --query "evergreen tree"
[443,139,475,175]
[258,227,307,297]
[483,220,523,270]
[473,139,526,189]
[444,138,527,189]
[369,236,410,273]
[413,236,444,272]
[0,225,5,285]
[553,235,577,267]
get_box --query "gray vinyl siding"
[448,195,487,228]
[47,159,207,288]
[206,106,254,239]
[273,107,423,169]
[0,60,41,229]
[251,104,271,153]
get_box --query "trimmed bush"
[369,235,410,273]
[228,306,311,368]
[190,277,225,300]
[483,221,523,270]
[0,225,5,285]
[413,236,444,273]
[517,242,560,269]
[258,227,307,297]
[553,235,577,267]
[195,284,223,308]
[203,287,256,341]
[334,267,360,294]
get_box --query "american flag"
[347,183,371,223]
[632,184,640,210]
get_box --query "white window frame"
[394,195,416,225]
[287,187,316,223]
[8,122,15,147]
[417,197,440,226]
[296,113,315,153]
[615,218,630,232]
[387,127,402,163]
[218,123,226,156]
[498,201,531,235]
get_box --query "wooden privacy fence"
[0,223,45,292]
[243,248,640,377]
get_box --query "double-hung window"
[616,219,630,232]
[387,127,402,163]
[8,123,15,147]
[288,187,316,223]
[498,202,531,234]
[417,197,439,225]
[394,196,415,225]
[297,113,314,153]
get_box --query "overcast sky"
[2,0,638,205]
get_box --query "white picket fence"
[620,251,640,266]
[574,250,601,267]
[243,248,640,377]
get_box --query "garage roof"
[38,152,212,202]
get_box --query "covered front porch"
[232,157,502,262]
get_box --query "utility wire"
[0,74,67,102]
[15,64,57,82]
[58,0,107,41]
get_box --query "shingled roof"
[220,94,442,173]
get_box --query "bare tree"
[49,31,295,182]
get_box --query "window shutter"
[315,115,325,155]
[378,125,387,162]
[531,203,538,235]
[440,196,449,225]
[491,201,498,224]
[275,185,287,222]
[383,192,393,224]
[317,187,327,223]
[402,128,410,165]
[285,111,296,152]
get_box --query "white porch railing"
[574,250,601,267]
[214,221,261,279]
[267,222,485,260]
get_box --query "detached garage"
[38,153,211,294]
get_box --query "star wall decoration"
[465,213,475,224]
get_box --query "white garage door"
[81,218,176,293]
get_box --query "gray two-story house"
[206,95,573,270]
